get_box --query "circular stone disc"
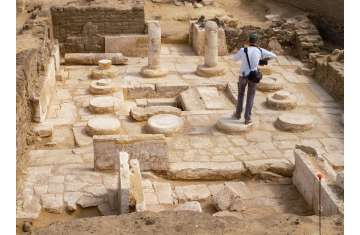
[216,116,253,134]
[257,76,283,92]
[147,114,184,136]
[275,113,314,132]
[98,59,112,70]
[86,117,121,136]
[89,96,116,114]
[90,67,118,79]
[266,91,297,110]
[273,91,291,100]
[89,79,113,95]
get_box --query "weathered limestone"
[257,76,283,92]
[196,21,225,77]
[293,146,343,216]
[93,134,168,172]
[259,66,272,75]
[64,53,128,65]
[129,159,146,212]
[89,96,117,114]
[153,181,174,205]
[90,67,119,80]
[174,201,202,212]
[266,91,297,110]
[33,124,53,138]
[89,79,114,95]
[197,87,226,110]
[141,21,168,78]
[175,184,211,202]
[86,117,121,136]
[99,59,112,70]
[130,106,182,121]
[212,183,241,211]
[275,113,314,132]
[216,116,253,134]
[41,194,64,214]
[147,114,184,136]
[105,34,148,57]
[243,158,294,177]
[336,171,344,189]
[118,152,130,214]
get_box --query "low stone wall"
[292,146,343,216]
[124,82,189,99]
[189,22,228,56]
[51,2,145,54]
[105,35,148,57]
[93,134,168,172]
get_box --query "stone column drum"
[141,21,168,78]
[196,21,225,77]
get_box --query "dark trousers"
[234,76,257,121]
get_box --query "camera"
[259,59,268,66]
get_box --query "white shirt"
[233,47,277,77]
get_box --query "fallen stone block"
[77,194,104,208]
[64,53,128,65]
[41,194,64,214]
[212,183,239,211]
[129,159,146,212]
[153,181,174,205]
[130,106,182,121]
[125,84,156,99]
[94,134,168,172]
[175,184,211,202]
[174,201,202,212]
[155,82,189,98]
[64,192,82,212]
[244,159,294,177]
[33,124,53,137]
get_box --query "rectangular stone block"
[189,22,228,56]
[155,82,189,98]
[129,159,146,212]
[118,152,130,214]
[293,148,343,216]
[94,134,168,172]
[153,182,174,205]
[105,34,148,57]
[125,84,156,99]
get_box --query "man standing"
[232,33,277,125]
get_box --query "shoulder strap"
[244,47,252,70]
[258,47,263,57]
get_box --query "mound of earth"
[32,211,343,235]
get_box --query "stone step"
[179,88,205,111]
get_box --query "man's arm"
[233,48,244,61]
[260,48,277,60]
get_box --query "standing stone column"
[141,21,168,78]
[196,21,225,77]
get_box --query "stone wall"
[50,2,145,54]
[273,0,343,46]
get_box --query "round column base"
[140,66,168,78]
[196,64,225,77]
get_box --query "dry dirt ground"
[32,211,343,235]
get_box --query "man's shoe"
[245,119,253,125]
[231,112,241,120]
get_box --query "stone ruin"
[16,0,344,233]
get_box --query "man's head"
[249,32,257,45]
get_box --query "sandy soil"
[31,211,343,235]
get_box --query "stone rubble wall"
[50,4,145,55]
[16,16,55,192]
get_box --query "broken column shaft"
[141,21,168,78]
[196,21,225,77]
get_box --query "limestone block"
[53,43,61,72]
[212,184,239,211]
[89,96,119,114]
[147,114,184,136]
[77,195,104,208]
[257,76,283,92]
[33,124,53,137]
[153,182,174,205]
[175,184,211,202]
[197,87,225,110]
[130,106,182,121]
[94,134,168,172]
[243,159,294,177]
[336,171,344,189]
[98,59,112,70]
[293,147,343,216]
[89,79,114,95]
[167,162,246,180]
[225,82,238,104]
[56,69,69,81]
[86,117,121,136]
[129,159,146,212]
[41,194,64,214]
[90,67,119,79]
[105,34,148,57]
[64,192,82,212]
[147,98,177,107]
[266,91,297,110]
[155,82,189,98]
[118,152,130,214]
[125,84,156,99]
[174,201,202,212]
[65,53,128,65]
[275,113,314,132]
[72,125,93,147]
[196,64,226,77]
[216,116,253,134]
[179,88,206,111]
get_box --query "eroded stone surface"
[90,67,119,79]
[89,79,114,95]
[131,106,182,121]
[118,152,130,214]
[266,91,297,110]
[174,201,202,212]
[153,181,174,205]
[275,113,314,132]
[86,117,121,136]
[147,114,184,136]
[89,96,118,114]
[216,116,253,134]
[98,59,112,70]
[257,76,283,92]
[175,184,211,202]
